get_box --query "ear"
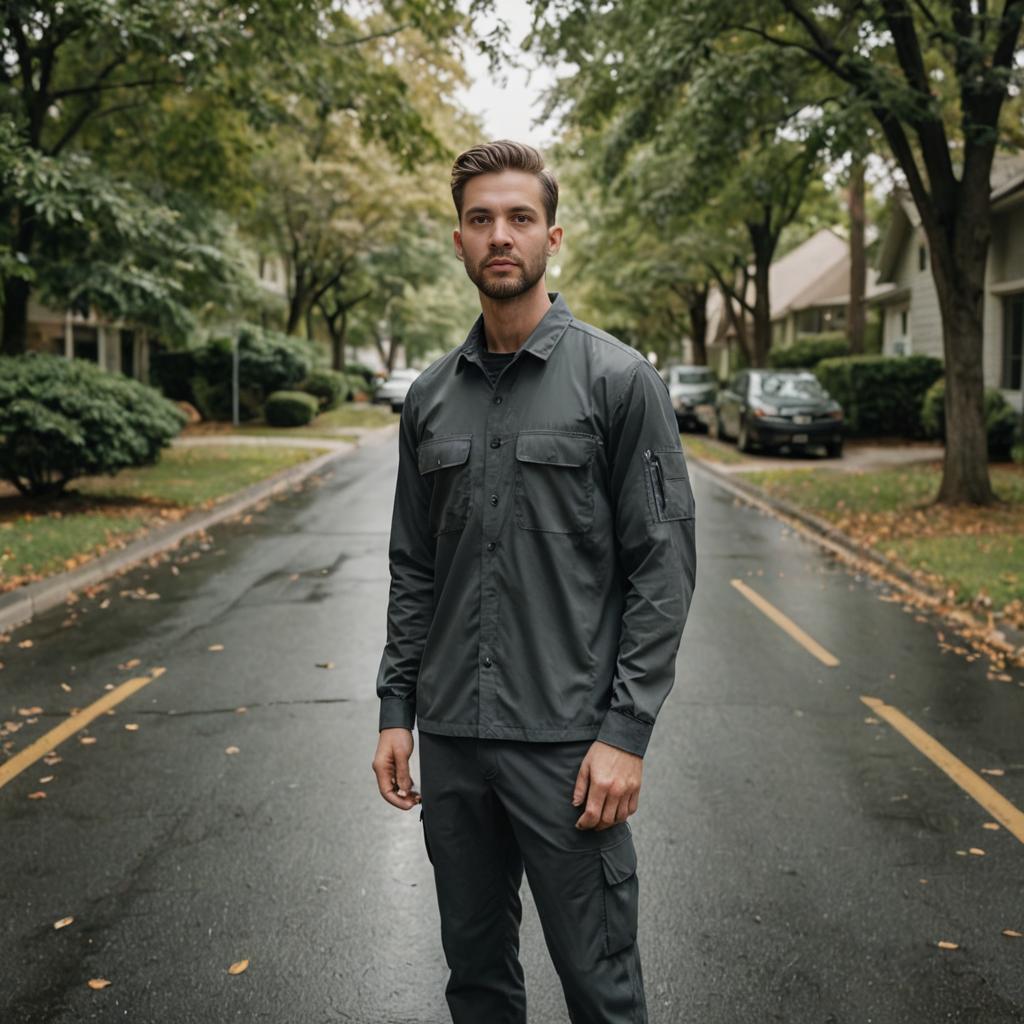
[547,224,564,257]
[453,228,464,262]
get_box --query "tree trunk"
[2,276,31,356]
[927,209,995,505]
[748,221,774,367]
[687,284,709,366]
[847,158,866,354]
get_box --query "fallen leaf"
[60,682,72,693]
[228,959,249,975]
[79,736,97,745]
[225,746,240,755]
[863,716,880,725]
[235,707,247,714]
[27,791,47,800]
[983,822,1000,830]
[124,723,139,732]
[937,940,959,950]
[315,662,335,670]
[17,639,33,649]
[980,768,1005,777]
[87,978,111,990]
[39,775,54,784]
[968,848,986,856]
[1003,929,1022,938]
[208,644,224,652]
[53,916,74,929]
[17,706,43,716]
[119,658,141,670]
[104,684,114,691]
[99,599,111,609]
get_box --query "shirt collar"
[456,292,572,369]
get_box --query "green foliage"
[346,373,374,398]
[813,354,943,438]
[345,362,378,388]
[264,390,320,428]
[0,354,186,497]
[301,369,350,410]
[768,333,849,369]
[921,378,1020,460]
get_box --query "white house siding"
[985,201,1024,411]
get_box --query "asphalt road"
[1,426,1022,1024]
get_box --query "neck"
[479,280,552,353]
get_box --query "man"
[371,140,697,1023]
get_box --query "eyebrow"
[464,205,539,217]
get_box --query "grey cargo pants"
[418,732,648,1024]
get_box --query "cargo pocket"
[642,447,695,523]
[513,430,597,534]
[417,434,473,536]
[599,834,639,956]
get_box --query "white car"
[375,368,420,412]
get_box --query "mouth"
[486,259,520,270]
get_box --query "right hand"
[372,728,421,810]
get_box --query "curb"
[0,443,357,635]
[689,456,1024,661]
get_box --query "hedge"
[301,368,349,410]
[813,354,944,437]
[768,333,849,369]
[0,354,186,497]
[264,390,320,427]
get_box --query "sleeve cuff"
[596,708,654,757]
[379,698,416,731]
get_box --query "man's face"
[453,170,563,301]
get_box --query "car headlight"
[752,403,779,418]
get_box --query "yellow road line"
[730,578,839,667]
[0,667,166,791]
[861,695,1024,845]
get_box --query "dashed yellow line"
[0,667,166,791]
[730,578,839,667]
[862,695,1024,845]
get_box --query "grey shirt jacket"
[375,292,697,758]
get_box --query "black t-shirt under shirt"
[479,347,516,388]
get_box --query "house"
[873,157,1024,413]
[697,227,893,377]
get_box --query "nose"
[489,217,514,249]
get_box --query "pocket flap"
[655,448,689,481]
[515,431,595,468]
[417,435,471,475]
[599,836,637,885]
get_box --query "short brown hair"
[451,140,559,226]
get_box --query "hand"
[372,727,422,810]
[572,740,643,830]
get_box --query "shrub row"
[920,378,1020,459]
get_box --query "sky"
[454,1,563,148]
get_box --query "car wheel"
[826,440,843,458]
[713,412,727,441]
[737,416,755,454]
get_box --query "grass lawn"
[680,434,747,466]
[183,401,399,442]
[0,445,327,592]
[742,462,1024,619]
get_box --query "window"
[900,309,909,336]
[1003,293,1024,390]
[918,244,928,271]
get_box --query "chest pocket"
[417,434,473,536]
[513,430,597,534]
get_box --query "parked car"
[713,369,845,457]
[661,364,718,432]
[374,368,420,412]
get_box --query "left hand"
[572,740,643,830]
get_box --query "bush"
[264,390,320,427]
[768,332,849,369]
[345,373,372,400]
[345,361,377,389]
[149,350,198,402]
[921,378,1021,459]
[0,354,187,497]
[301,368,349,410]
[1012,413,1024,465]
[814,354,944,437]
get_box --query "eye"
[514,214,530,224]
[471,215,490,225]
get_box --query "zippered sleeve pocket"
[642,448,695,522]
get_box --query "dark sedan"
[713,369,845,457]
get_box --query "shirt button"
[493,396,503,405]
[489,494,498,505]
[486,541,496,551]
[483,656,493,667]
[490,438,501,448]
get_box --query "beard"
[465,248,547,300]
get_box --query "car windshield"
[673,368,715,384]
[754,374,826,400]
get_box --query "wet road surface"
[1,427,1022,1023]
